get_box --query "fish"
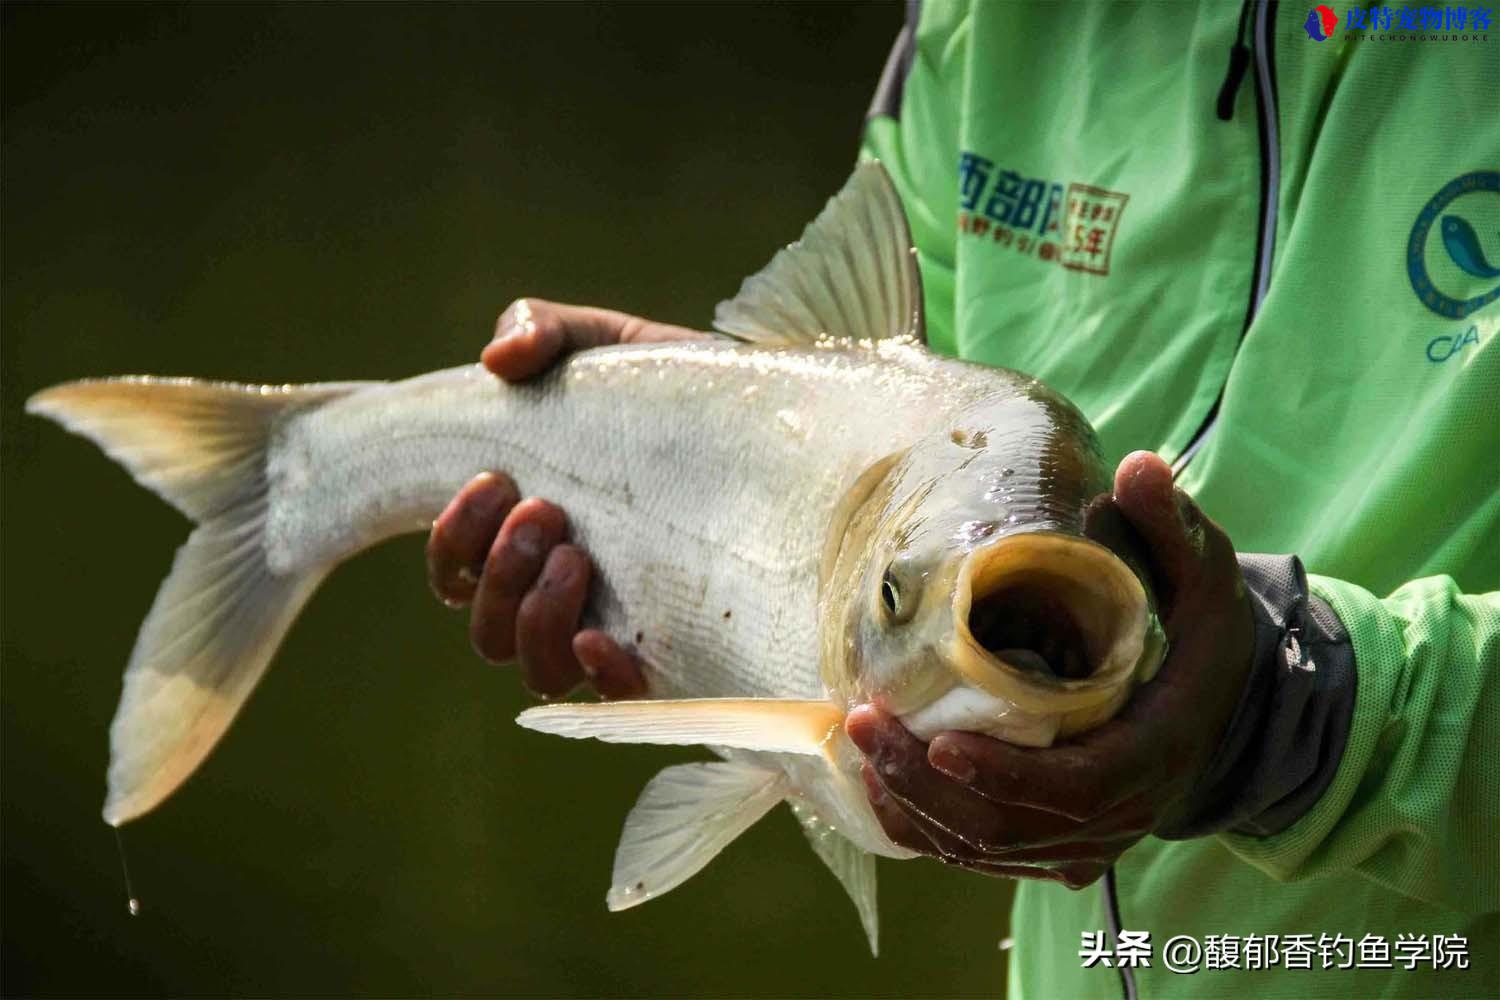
[26,162,1165,954]
[1441,214,1500,280]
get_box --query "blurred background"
[2,3,1018,996]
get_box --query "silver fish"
[27,163,1165,953]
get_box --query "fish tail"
[26,376,369,825]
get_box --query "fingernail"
[511,522,543,559]
[500,299,537,340]
[930,746,976,784]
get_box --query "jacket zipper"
[1104,866,1139,1000]
[1173,0,1281,475]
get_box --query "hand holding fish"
[426,298,702,699]
[437,300,1253,894]
[845,451,1255,888]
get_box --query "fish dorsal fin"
[791,799,880,956]
[516,698,844,756]
[713,160,924,346]
[607,762,787,912]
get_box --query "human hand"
[426,298,705,699]
[845,450,1256,888]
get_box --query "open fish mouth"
[904,532,1162,744]
[961,531,1146,684]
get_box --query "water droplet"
[114,828,140,918]
[956,520,998,544]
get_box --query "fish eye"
[880,567,903,620]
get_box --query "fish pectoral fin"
[712,160,926,347]
[516,698,845,756]
[608,762,787,912]
[793,801,880,956]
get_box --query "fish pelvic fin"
[712,160,925,347]
[26,376,373,825]
[791,799,880,956]
[516,697,845,756]
[608,762,787,912]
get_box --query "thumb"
[483,299,635,381]
[482,298,705,382]
[1111,451,1229,605]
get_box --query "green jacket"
[862,2,1498,997]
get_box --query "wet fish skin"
[269,339,1016,705]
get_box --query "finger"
[483,298,706,382]
[1051,862,1112,890]
[847,706,1065,852]
[860,762,946,857]
[1081,492,1152,585]
[926,728,1157,823]
[976,833,1141,865]
[515,544,592,698]
[573,629,649,700]
[1111,451,1254,717]
[427,472,519,606]
[1111,451,1235,607]
[469,499,567,664]
[865,749,1132,873]
[964,862,1075,883]
[961,861,1110,889]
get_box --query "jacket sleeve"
[1218,570,1499,915]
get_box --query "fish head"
[821,388,1167,748]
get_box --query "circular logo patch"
[1407,171,1500,319]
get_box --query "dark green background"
[3,3,1018,996]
